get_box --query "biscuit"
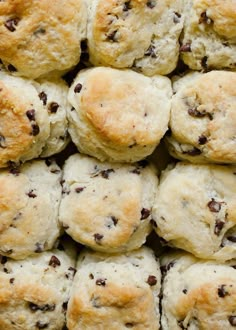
[87,0,184,76]
[59,153,158,253]
[0,241,77,330]
[67,67,172,163]
[152,162,236,261]
[0,0,87,79]
[161,251,236,330]
[180,0,236,71]
[166,71,236,164]
[67,247,161,330]
[0,159,62,259]
[35,78,70,158]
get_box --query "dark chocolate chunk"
[144,44,157,58]
[75,187,85,193]
[4,17,19,32]
[48,102,59,113]
[123,1,132,11]
[107,30,118,42]
[1,256,7,264]
[29,302,55,312]
[0,134,6,148]
[62,301,68,312]
[89,273,94,279]
[182,289,188,294]
[36,321,49,329]
[198,135,207,145]
[147,275,157,286]
[9,278,15,284]
[228,316,236,326]
[199,11,213,24]
[96,278,106,286]
[27,190,37,198]
[26,109,36,121]
[146,0,156,8]
[31,124,40,136]
[94,233,103,244]
[218,284,229,298]
[183,147,201,156]
[227,236,236,243]
[214,219,225,236]
[180,43,191,52]
[100,169,115,179]
[74,83,83,93]
[35,242,44,253]
[38,91,47,106]
[8,64,17,72]
[111,216,118,226]
[49,255,61,268]
[141,208,151,220]
[207,199,221,212]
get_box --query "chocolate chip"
[180,43,191,52]
[218,284,229,298]
[89,273,94,279]
[31,124,40,136]
[35,242,44,253]
[144,44,157,58]
[123,1,131,11]
[8,64,17,72]
[228,316,236,326]
[27,190,37,198]
[146,0,156,8]
[71,107,75,111]
[183,147,201,156]
[198,135,207,145]
[0,134,6,148]
[214,219,225,236]
[36,321,49,329]
[141,208,151,220]
[48,102,59,113]
[7,161,20,176]
[227,236,236,242]
[100,169,115,179]
[49,255,61,268]
[29,303,55,312]
[4,17,19,32]
[96,278,106,286]
[3,267,9,273]
[9,278,15,284]
[94,233,103,244]
[199,11,213,24]
[74,83,83,93]
[38,91,47,105]
[26,109,36,121]
[62,301,68,312]
[111,216,118,226]
[1,256,7,264]
[182,289,188,294]
[107,30,118,42]
[207,199,222,212]
[75,187,85,193]
[147,275,157,286]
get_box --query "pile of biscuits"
[0,0,235,329]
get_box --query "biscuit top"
[161,252,236,330]
[0,72,49,167]
[0,0,87,78]
[70,67,171,147]
[67,247,160,330]
[193,0,236,39]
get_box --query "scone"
[67,67,172,162]
[59,154,158,253]
[66,247,161,330]
[0,159,62,259]
[0,0,87,78]
[0,241,77,330]
[166,71,236,164]
[35,77,70,157]
[180,0,236,71]
[152,162,236,261]
[87,0,184,76]
[161,251,236,330]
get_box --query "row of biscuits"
[0,239,235,329]
[0,68,236,167]
[0,153,235,262]
[0,1,235,79]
